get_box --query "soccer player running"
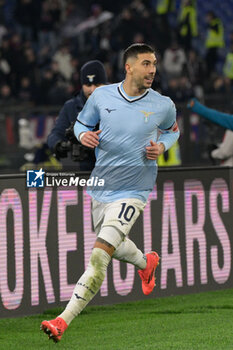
[41,43,180,342]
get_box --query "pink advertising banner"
[0,167,232,318]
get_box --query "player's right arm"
[74,91,101,148]
[79,129,102,148]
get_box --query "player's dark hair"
[123,43,155,66]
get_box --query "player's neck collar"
[117,81,149,103]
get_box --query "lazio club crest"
[140,110,155,123]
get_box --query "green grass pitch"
[0,288,233,350]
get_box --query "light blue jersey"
[74,82,180,203]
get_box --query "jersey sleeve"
[159,99,176,130]
[74,91,100,139]
[157,99,180,151]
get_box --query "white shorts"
[92,198,146,237]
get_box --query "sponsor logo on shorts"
[118,220,128,226]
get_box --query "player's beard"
[136,75,154,93]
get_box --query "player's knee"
[98,225,124,249]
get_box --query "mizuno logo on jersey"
[140,110,155,123]
[105,108,116,113]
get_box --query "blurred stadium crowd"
[1,0,233,107]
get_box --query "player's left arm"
[157,99,180,151]
[146,100,180,160]
[145,141,165,160]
